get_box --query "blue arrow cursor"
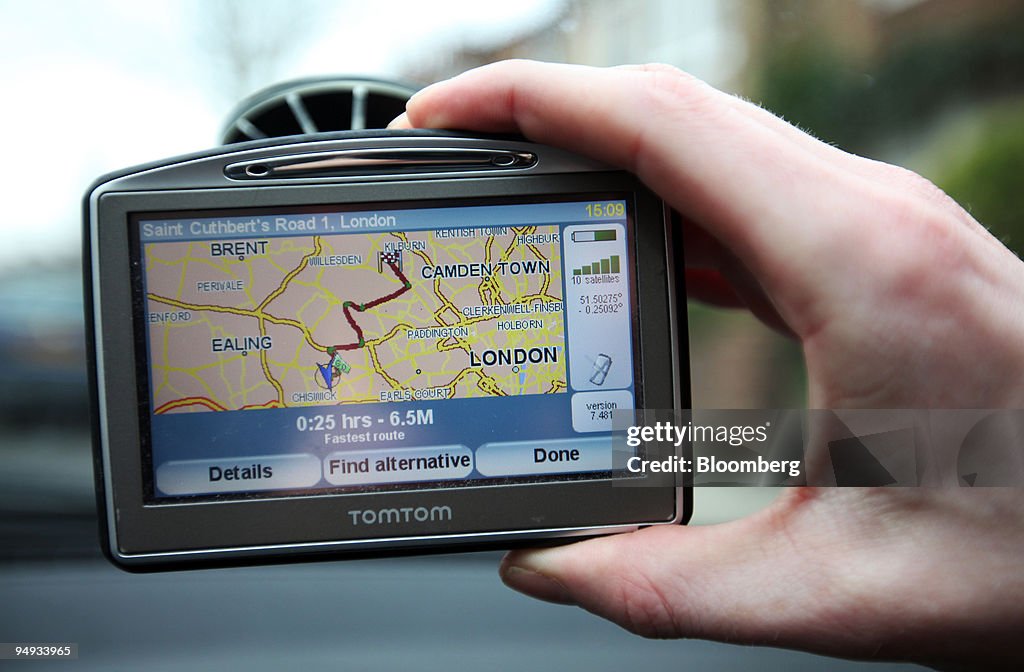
[317,362,334,390]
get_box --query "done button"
[475,437,612,477]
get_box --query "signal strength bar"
[573,255,620,275]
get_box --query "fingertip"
[401,88,450,129]
[499,537,629,606]
[500,560,578,606]
[400,60,554,133]
[401,70,477,128]
[501,544,577,577]
[398,82,442,128]
[386,111,411,129]
[500,533,687,637]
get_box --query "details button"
[155,454,321,496]
[475,437,612,477]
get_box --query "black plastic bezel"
[84,133,691,571]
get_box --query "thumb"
[498,491,883,656]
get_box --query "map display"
[143,224,567,413]
[139,198,638,498]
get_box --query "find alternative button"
[324,445,473,485]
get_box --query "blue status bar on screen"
[138,200,628,243]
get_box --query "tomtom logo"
[348,506,453,526]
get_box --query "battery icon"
[571,229,617,243]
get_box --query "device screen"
[133,194,640,501]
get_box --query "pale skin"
[390,61,1024,669]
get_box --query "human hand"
[391,61,1024,669]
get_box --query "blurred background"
[1,0,1022,669]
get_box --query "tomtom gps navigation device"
[84,130,690,570]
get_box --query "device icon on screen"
[589,353,612,386]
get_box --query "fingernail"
[386,111,409,129]
[501,565,577,606]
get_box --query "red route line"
[333,262,411,351]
